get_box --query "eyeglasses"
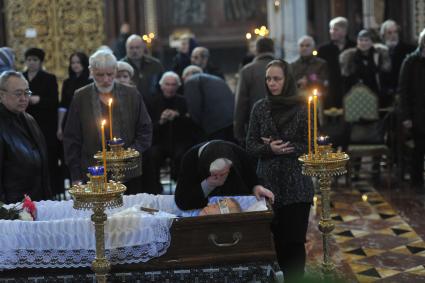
[0,89,33,98]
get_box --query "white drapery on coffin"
[0,194,266,269]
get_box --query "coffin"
[0,194,276,278]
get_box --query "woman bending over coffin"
[246,59,314,281]
[174,140,274,210]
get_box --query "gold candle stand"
[69,174,126,283]
[94,142,141,182]
[299,146,349,278]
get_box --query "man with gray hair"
[191,46,224,79]
[64,50,152,194]
[142,71,192,193]
[0,71,51,203]
[318,17,355,109]
[121,34,164,107]
[380,19,414,101]
[291,35,328,94]
[398,28,425,193]
[182,65,234,142]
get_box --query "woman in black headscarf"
[246,59,314,280]
[174,140,274,210]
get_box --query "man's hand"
[403,119,412,129]
[253,185,274,203]
[29,95,40,105]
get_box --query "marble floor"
[306,177,425,282]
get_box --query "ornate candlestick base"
[94,141,141,182]
[299,147,349,279]
[69,175,126,283]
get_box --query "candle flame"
[109,98,113,106]
[308,96,313,102]
[102,119,106,126]
[313,89,317,96]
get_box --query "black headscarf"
[265,59,304,130]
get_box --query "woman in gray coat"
[246,59,314,280]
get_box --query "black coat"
[318,39,356,108]
[399,48,425,135]
[148,93,193,149]
[174,141,259,210]
[0,105,51,203]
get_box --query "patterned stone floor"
[306,179,425,282]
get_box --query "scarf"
[266,60,304,130]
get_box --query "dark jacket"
[204,63,224,79]
[121,55,164,108]
[318,39,356,108]
[291,56,328,91]
[234,53,275,142]
[399,48,425,135]
[246,100,314,207]
[63,82,152,182]
[148,93,192,149]
[0,105,51,203]
[174,141,259,210]
[184,74,234,136]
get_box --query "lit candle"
[313,89,318,155]
[308,96,312,157]
[108,98,113,140]
[101,120,107,183]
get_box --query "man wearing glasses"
[0,71,51,204]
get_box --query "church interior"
[1,0,425,282]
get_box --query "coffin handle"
[208,232,242,247]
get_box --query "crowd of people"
[1,16,425,280]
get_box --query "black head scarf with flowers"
[265,59,304,130]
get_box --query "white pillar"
[268,0,307,62]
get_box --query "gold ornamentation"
[69,175,126,282]
[299,146,349,279]
[5,0,104,84]
[93,143,142,182]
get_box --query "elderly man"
[190,47,224,79]
[318,17,356,109]
[234,37,275,145]
[142,71,193,193]
[291,36,328,94]
[380,20,414,105]
[64,50,152,194]
[121,34,164,107]
[182,65,234,142]
[0,71,51,203]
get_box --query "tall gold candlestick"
[313,89,318,155]
[108,98,113,140]
[101,120,107,183]
[308,96,312,157]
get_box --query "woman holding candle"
[246,59,314,281]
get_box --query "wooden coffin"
[118,208,277,271]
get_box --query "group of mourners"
[1,15,425,281]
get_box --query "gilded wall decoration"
[5,0,104,83]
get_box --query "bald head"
[126,34,145,60]
[191,47,209,69]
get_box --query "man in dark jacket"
[182,65,234,142]
[0,71,51,203]
[379,20,415,106]
[234,37,275,145]
[399,28,425,192]
[121,34,164,108]
[318,17,356,109]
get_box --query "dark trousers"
[271,203,311,281]
[411,132,425,186]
